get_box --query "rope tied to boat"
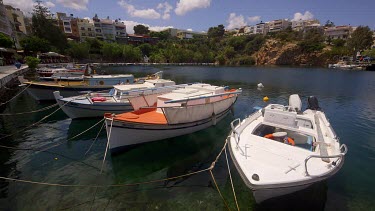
[0,126,237,210]
[0,84,31,106]
[0,103,59,116]
[0,94,87,141]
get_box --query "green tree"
[324,20,335,27]
[101,42,123,61]
[0,33,13,48]
[122,45,142,62]
[347,26,373,53]
[85,38,103,55]
[298,28,325,53]
[207,24,225,38]
[149,30,170,40]
[332,39,346,47]
[133,25,150,35]
[245,35,266,54]
[138,43,153,56]
[25,56,40,69]
[65,41,89,60]
[20,36,51,53]
[31,0,67,52]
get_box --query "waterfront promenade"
[0,65,29,89]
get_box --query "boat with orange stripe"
[104,83,241,153]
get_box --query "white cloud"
[118,0,161,19]
[149,25,174,32]
[121,20,173,34]
[56,0,89,10]
[226,13,247,30]
[3,0,34,14]
[175,0,211,16]
[3,0,55,15]
[292,11,314,21]
[248,16,261,23]
[187,28,193,31]
[157,2,173,20]
[45,1,56,8]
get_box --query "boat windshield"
[253,124,315,151]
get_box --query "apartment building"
[244,22,268,35]
[4,5,29,48]
[78,18,95,41]
[292,19,320,32]
[92,15,126,42]
[55,13,80,41]
[0,0,12,37]
[267,19,291,33]
[325,25,354,40]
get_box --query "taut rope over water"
[0,84,31,106]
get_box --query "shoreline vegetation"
[4,2,374,69]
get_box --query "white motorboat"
[104,84,241,153]
[53,79,178,119]
[228,94,347,203]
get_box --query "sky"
[3,0,375,33]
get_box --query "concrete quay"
[0,65,29,89]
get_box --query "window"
[80,27,85,30]
[88,28,92,31]
[82,33,86,36]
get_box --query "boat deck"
[113,108,167,124]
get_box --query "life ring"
[99,80,104,85]
[263,134,295,146]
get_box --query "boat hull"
[228,136,345,203]
[26,83,113,101]
[105,108,231,152]
[56,99,133,119]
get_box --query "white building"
[292,19,320,32]
[92,15,126,43]
[78,18,95,41]
[267,19,291,33]
[0,1,12,37]
[244,22,268,35]
[325,26,354,40]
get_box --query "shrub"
[25,56,40,69]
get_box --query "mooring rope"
[224,141,240,211]
[0,84,31,106]
[210,170,231,211]
[0,103,59,116]
[84,121,105,156]
[0,139,230,188]
[100,118,112,173]
[0,95,86,141]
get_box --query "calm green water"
[0,66,374,210]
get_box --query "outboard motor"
[289,94,302,112]
[307,96,321,110]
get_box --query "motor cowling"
[307,96,321,110]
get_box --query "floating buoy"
[263,96,269,102]
[257,83,264,88]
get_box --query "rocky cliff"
[255,39,334,66]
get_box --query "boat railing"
[230,118,241,148]
[164,90,242,104]
[230,111,262,149]
[304,144,348,176]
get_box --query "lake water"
[0,66,374,210]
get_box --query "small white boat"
[228,94,347,203]
[37,63,85,77]
[104,84,241,153]
[53,79,178,119]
